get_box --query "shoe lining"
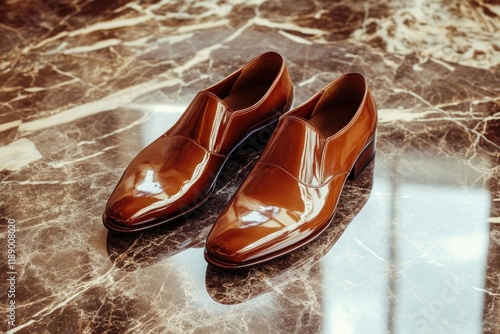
[219,53,282,111]
[309,102,359,137]
[308,74,365,137]
[222,83,271,111]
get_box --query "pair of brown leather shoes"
[103,51,378,269]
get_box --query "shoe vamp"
[209,163,346,262]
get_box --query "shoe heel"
[348,137,376,180]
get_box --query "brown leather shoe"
[103,52,294,232]
[204,73,378,268]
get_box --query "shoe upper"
[205,73,378,265]
[104,52,294,229]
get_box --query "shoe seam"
[165,134,227,158]
[256,161,348,188]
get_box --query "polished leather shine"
[204,73,378,268]
[103,52,294,232]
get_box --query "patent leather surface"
[205,73,378,268]
[103,52,294,232]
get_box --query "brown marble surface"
[1,0,499,333]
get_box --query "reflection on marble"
[0,0,499,333]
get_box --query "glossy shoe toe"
[104,135,226,231]
[204,162,345,268]
[105,195,161,227]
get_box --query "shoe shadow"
[204,159,375,305]
[106,123,278,271]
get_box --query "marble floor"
[1,0,499,333]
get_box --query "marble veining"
[0,138,42,171]
[351,0,500,68]
[0,0,499,333]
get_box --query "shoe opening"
[309,73,366,137]
[209,52,284,111]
